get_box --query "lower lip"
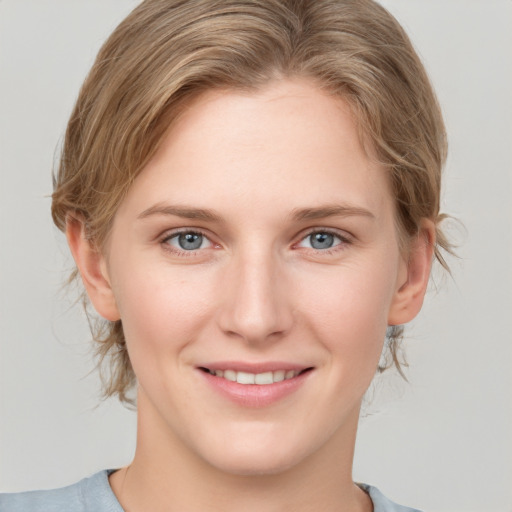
[199,370,312,408]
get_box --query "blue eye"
[298,231,343,250]
[164,231,212,251]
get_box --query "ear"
[66,216,121,321]
[388,220,435,326]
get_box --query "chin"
[196,427,314,477]
[207,450,303,477]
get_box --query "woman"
[1,0,452,510]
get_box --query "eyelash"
[296,228,352,255]
[160,229,215,258]
[159,228,352,257]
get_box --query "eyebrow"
[137,204,223,222]
[290,204,375,221]
[137,203,375,223]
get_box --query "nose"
[216,248,294,344]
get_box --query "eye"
[163,231,213,251]
[297,231,344,250]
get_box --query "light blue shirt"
[0,470,422,511]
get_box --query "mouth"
[198,367,313,385]
[198,363,314,407]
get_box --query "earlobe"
[65,216,121,322]
[388,220,436,326]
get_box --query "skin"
[68,79,434,512]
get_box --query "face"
[82,79,427,476]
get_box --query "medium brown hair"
[52,0,451,403]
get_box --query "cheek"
[298,260,398,366]
[111,263,215,369]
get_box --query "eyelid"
[294,227,353,251]
[157,226,353,257]
[159,228,218,255]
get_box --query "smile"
[198,364,314,407]
[200,368,309,385]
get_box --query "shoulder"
[359,483,423,512]
[0,470,124,512]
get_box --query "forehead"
[117,79,392,222]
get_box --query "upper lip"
[197,361,312,373]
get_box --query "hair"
[52,0,452,404]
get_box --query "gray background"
[0,1,511,511]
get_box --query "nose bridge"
[218,243,292,343]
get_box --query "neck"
[109,390,372,512]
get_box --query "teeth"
[254,372,273,385]
[273,370,285,382]
[224,370,236,382]
[237,371,255,384]
[206,368,302,385]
